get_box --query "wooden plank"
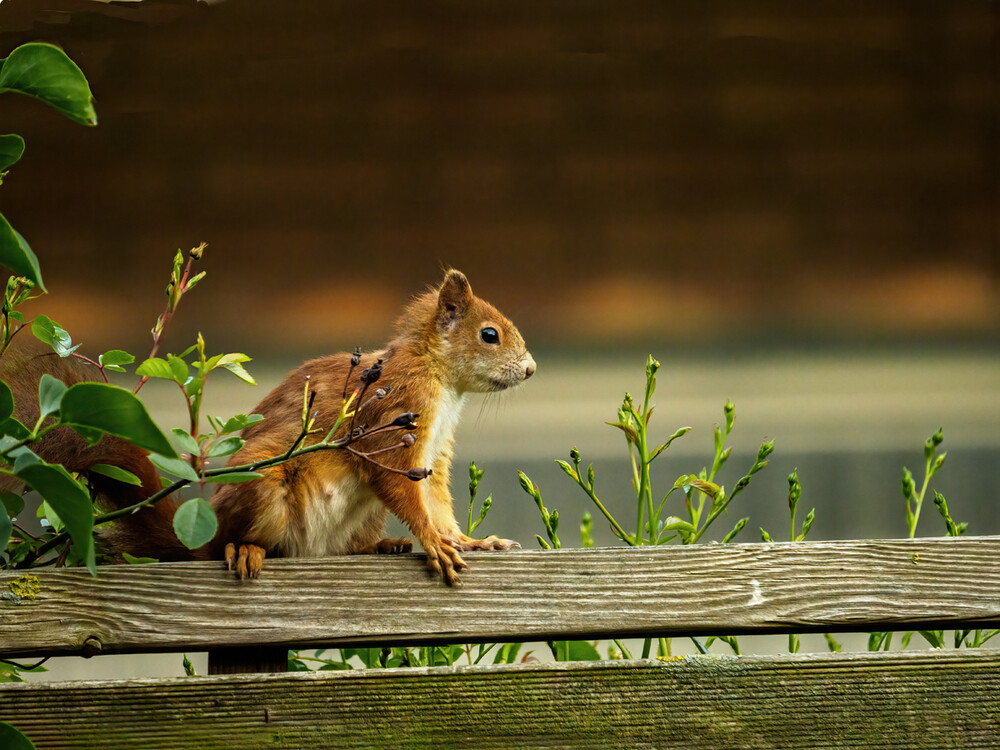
[2,537,1000,658]
[2,651,998,749]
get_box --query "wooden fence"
[2,537,1000,748]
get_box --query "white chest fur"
[281,474,382,557]
[422,388,466,466]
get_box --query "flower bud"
[375,388,387,399]
[406,467,432,481]
[350,347,362,367]
[724,399,735,424]
[360,361,382,384]
[401,433,415,447]
[189,242,206,260]
[757,440,774,463]
[518,470,535,496]
[787,468,801,509]
[901,467,916,500]
[569,447,581,464]
[391,412,419,428]
[932,452,947,474]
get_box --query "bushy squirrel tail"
[0,336,194,562]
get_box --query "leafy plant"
[871,429,997,653]
[528,356,771,550]
[517,355,773,658]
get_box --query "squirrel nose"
[523,357,536,379]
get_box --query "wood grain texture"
[2,651,999,749]
[3,537,1000,658]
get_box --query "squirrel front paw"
[444,534,520,552]
[423,538,468,586]
[224,542,266,579]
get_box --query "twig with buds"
[135,243,207,394]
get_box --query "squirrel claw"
[224,542,265,579]
[355,537,413,555]
[424,540,467,586]
[445,534,520,552]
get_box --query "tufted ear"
[436,269,473,333]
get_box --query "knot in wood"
[81,636,103,657]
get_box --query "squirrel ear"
[437,270,473,333]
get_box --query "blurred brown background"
[0,0,995,355]
[1,0,998,545]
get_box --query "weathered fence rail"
[3,537,1000,748]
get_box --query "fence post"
[208,647,289,674]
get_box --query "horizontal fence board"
[2,651,999,749]
[3,537,1000,657]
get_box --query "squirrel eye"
[480,327,500,344]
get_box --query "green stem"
[908,456,933,538]
[613,639,633,659]
[578,478,633,545]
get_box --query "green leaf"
[172,497,217,549]
[0,721,36,750]
[89,463,142,486]
[554,640,601,661]
[219,413,264,434]
[60,382,178,457]
[167,354,189,383]
[222,361,256,385]
[37,373,67,418]
[0,134,25,173]
[170,428,201,456]
[649,426,692,462]
[202,471,263,484]
[99,349,134,373]
[0,42,97,126]
[0,503,11,550]
[207,436,244,458]
[0,214,43,290]
[37,499,63,532]
[17,461,95,575]
[0,379,13,422]
[185,270,206,292]
[660,516,696,534]
[135,357,175,380]
[0,490,24,517]
[605,421,638,445]
[555,459,579,482]
[71,424,104,446]
[148,453,199,482]
[0,416,29,439]
[31,314,77,357]
[185,374,203,398]
[11,446,39,473]
[122,552,158,564]
[217,353,251,366]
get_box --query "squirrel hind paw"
[224,542,266,579]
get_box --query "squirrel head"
[417,269,535,393]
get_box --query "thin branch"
[0,656,50,671]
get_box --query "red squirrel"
[2,270,535,585]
